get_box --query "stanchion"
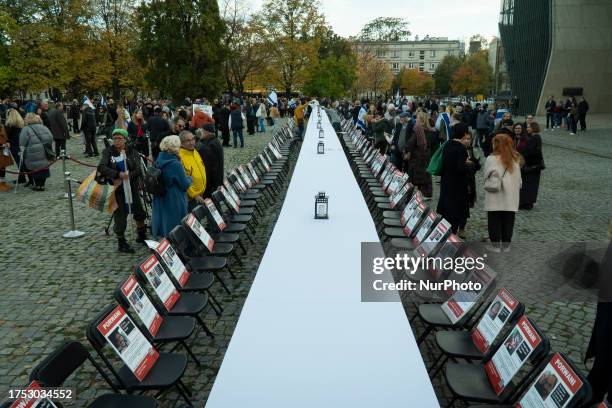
[62,170,85,238]
[59,149,75,198]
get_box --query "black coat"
[197,137,224,198]
[437,140,470,227]
[518,133,543,205]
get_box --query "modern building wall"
[355,38,464,76]
[537,0,612,114]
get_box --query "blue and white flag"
[82,95,94,109]
[267,90,278,106]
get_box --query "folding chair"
[29,340,157,407]
[443,316,550,407]
[86,304,192,404]
[167,225,233,294]
[115,275,202,365]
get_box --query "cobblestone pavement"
[1,117,611,407]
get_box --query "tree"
[136,0,226,101]
[303,56,356,99]
[258,0,325,94]
[358,17,410,42]
[433,55,462,95]
[355,50,392,98]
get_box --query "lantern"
[314,192,329,219]
[319,129,324,139]
[317,141,324,154]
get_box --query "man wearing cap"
[196,124,224,198]
[178,130,206,210]
[97,128,147,253]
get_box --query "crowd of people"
[337,97,546,251]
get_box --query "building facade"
[355,37,464,76]
[499,0,612,115]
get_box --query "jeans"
[487,211,516,247]
[232,129,244,147]
[258,118,266,132]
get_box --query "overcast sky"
[247,0,501,42]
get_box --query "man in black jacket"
[197,124,224,198]
[578,97,590,131]
[148,107,171,159]
[81,103,98,157]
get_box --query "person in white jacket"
[484,133,522,252]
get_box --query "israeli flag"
[82,95,94,109]
[267,90,278,106]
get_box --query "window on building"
[419,62,424,72]
[408,51,414,58]
[430,50,436,58]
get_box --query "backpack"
[144,165,166,196]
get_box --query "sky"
[247,0,501,43]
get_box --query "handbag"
[426,140,447,176]
[484,167,507,193]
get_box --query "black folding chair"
[115,276,202,365]
[86,304,192,404]
[28,340,157,407]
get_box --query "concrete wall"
[537,0,612,114]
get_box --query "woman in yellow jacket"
[178,131,207,211]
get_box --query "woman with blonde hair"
[19,113,54,190]
[5,108,26,184]
[484,134,522,252]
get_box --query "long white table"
[205,106,439,407]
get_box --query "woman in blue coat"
[151,135,192,238]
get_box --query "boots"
[117,237,135,253]
[135,226,148,244]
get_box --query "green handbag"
[426,140,447,176]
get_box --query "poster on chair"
[485,316,542,395]
[97,305,159,382]
[120,275,163,336]
[9,381,58,408]
[516,353,583,408]
[156,239,190,287]
[140,254,180,311]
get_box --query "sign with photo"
[517,353,583,408]
[156,239,190,287]
[97,306,159,381]
[485,316,542,395]
[185,214,215,253]
[140,254,180,311]
[9,381,58,408]
[120,275,163,336]
[204,198,226,231]
[471,288,520,354]
[441,264,496,324]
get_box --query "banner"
[185,214,215,253]
[10,381,57,408]
[205,198,226,231]
[140,255,180,311]
[155,239,190,287]
[97,306,159,381]
[120,275,163,336]
[517,353,583,408]
[471,288,519,354]
[485,316,542,395]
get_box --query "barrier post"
[62,170,85,238]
